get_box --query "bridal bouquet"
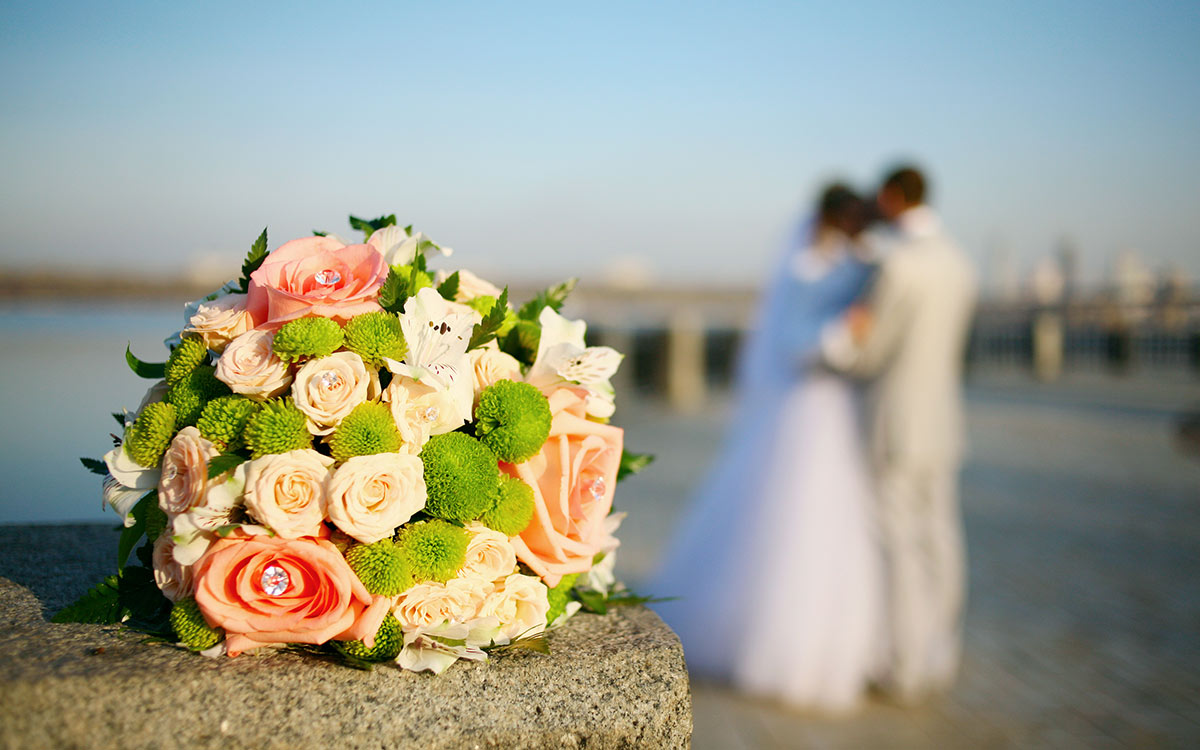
[62,215,652,674]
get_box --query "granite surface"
[0,524,692,750]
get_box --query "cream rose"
[469,348,522,404]
[152,533,193,602]
[478,573,550,643]
[184,293,254,353]
[383,375,470,448]
[215,329,292,401]
[326,453,426,544]
[242,449,334,538]
[158,427,221,516]
[459,524,518,583]
[292,352,379,436]
[393,578,491,633]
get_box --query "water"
[0,300,184,523]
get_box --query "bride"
[649,184,884,713]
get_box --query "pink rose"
[502,387,623,587]
[193,531,392,657]
[158,427,221,516]
[246,236,388,329]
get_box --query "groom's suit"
[823,205,976,700]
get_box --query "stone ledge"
[0,525,691,750]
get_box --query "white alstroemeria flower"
[102,444,159,526]
[577,512,624,595]
[170,465,248,565]
[526,307,624,418]
[384,288,478,430]
[368,225,453,266]
[395,618,495,674]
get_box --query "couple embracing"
[652,166,977,712]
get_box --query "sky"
[1,1,1198,289]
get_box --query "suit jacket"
[824,207,977,469]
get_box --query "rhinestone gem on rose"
[313,269,341,285]
[260,564,290,596]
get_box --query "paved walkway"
[612,372,1200,748]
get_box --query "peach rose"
[478,573,550,643]
[503,387,623,587]
[459,524,518,583]
[393,577,490,633]
[152,533,193,602]
[469,348,522,404]
[215,329,292,401]
[326,453,426,544]
[242,450,334,538]
[183,293,254,353]
[158,427,221,516]
[292,352,379,435]
[193,532,392,657]
[246,236,387,329]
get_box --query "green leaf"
[617,450,655,482]
[51,574,124,624]
[517,278,577,321]
[117,565,170,624]
[378,266,407,314]
[80,457,108,476]
[112,412,127,427]
[312,230,328,237]
[403,224,413,236]
[125,344,166,379]
[436,271,460,301]
[118,491,156,568]
[207,453,244,479]
[349,214,397,239]
[490,631,551,655]
[575,588,608,615]
[236,228,269,292]
[467,287,509,351]
[606,592,676,607]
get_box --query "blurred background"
[1,1,1198,747]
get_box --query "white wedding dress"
[650,227,885,713]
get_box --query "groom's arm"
[821,259,911,378]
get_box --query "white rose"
[242,450,333,538]
[215,329,292,401]
[292,352,379,436]
[393,577,491,632]
[478,573,550,643]
[459,524,518,583]
[158,427,221,516]
[469,348,522,404]
[183,293,254,353]
[326,453,426,544]
[434,268,502,302]
[382,375,471,448]
[152,533,193,602]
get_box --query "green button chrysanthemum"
[545,573,580,624]
[344,538,413,596]
[165,365,231,428]
[196,395,261,451]
[165,336,208,386]
[333,613,403,663]
[242,398,311,458]
[328,402,402,463]
[473,380,552,464]
[397,519,470,583]
[342,311,407,367]
[272,317,345,364]
[393,264,433,292]
[480,474,536,537]
[170,597,222,651]
[419,432,500,523]
[124,401,178,468]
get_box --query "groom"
[822,165,977,702]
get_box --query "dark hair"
[881,165,926,205]
[818,183,862,225]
